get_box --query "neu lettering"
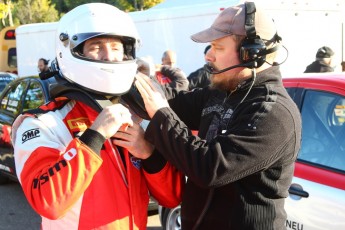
[286,220,303,230]
[32,148,77,189]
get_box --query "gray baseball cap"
[191,2,277,43]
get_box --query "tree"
[13,0,59,25]
[4,0,162,26]
[51,0,163,14]
[138,0,163,11]
[0,0,14,28]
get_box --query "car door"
[0,78,46,181]
[285,84,345,230]
[0,79,29,181]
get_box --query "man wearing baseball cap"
[135,1,301,229]
[304,46,335,73]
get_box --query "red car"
[283,73,345,230]
[160,73,345,230]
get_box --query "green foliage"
[13,0,59,24]
[142,0,163,10]
[50,0,163,13]
[4,0,163,26]
[0,3,7,19]
[0,1,14,28]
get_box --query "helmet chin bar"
[40,59,137,98]
[54,71,134,98]
[57,57,137,96]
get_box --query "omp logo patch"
[130,156,141,170]
[22,128,40,143]
[67,117,91,132]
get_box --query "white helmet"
[56,3,140,95]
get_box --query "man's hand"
[90,104,133,139]
[135,73,170,118]
[112,122,154,159]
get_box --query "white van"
[16,0,345,78]
[130,0,345,76]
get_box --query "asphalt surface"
[0,181,40,230]
[0,181,162,229]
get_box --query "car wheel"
[163,205,181,230]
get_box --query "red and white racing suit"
[12,98,183,230]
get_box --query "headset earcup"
[242,2,269,68]
[239,38,266,68]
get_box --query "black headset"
[239,2,280,68]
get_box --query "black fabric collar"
[236,66,282,92]
[50,83,112,113]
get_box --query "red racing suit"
[11,98,183,230]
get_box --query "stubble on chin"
[209,74,221,90]
[209,74,239,92]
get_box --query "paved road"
[0,181,162,230]
[0,181,40,230]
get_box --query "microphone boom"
[204,62,255,74]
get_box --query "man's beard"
[209,74,240,92]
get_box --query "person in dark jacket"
[37,58,49,73]
[153,50,189,90]
[134,1,301,230]
[187,45,211,90]
[304,46,335,73]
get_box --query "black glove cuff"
[79,128,106,154]
[142,149,167,174]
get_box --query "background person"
[134,1,301,229]
[187,45,211,90]
[304,46,335,73]
[37,58,49,73]
[12,3,183,230]
[152,49,188,90]
[161,49,177,67]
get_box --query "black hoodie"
[144,66,302,230]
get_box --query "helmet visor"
[69,33,136,60]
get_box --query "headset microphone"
[204,62,256,74]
